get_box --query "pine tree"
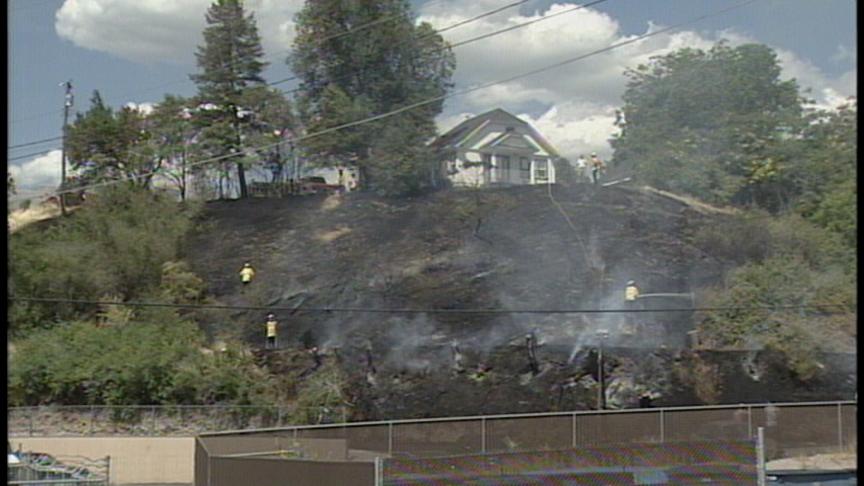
[291,0,455,196]
[190,0,268,199]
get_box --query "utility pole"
[59,80,73,216]
[596,329,609,410]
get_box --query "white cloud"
[9,150,63,193]
[53,0,855,161]
[421,2,856,161]
[55,0,302,64]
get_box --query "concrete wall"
[10,437,194,485]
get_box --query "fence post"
[28,407,34,437]
[659,409,665,443]
[481,417,487,454]
[756,427,766,486]
[374,456,383,486]
[388,422,394,456]
[90,406,96,436]
[105,455,111,485]
[837,402,843,448]
[571,412,576,448]
[747,405,753,438]
[151,406,157,435]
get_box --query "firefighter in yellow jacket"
[239,262,255,292]
[624,280,640,332]
[265,313,278,349]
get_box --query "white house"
[432,109,559,187]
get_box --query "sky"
[7,0,857,194]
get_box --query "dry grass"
[7,202,64,233]
[641,186,739,215]
[316,226,352,243]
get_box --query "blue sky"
[7,0,857,194]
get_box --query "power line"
[7,0,759,204]
[449,0,606,49]
[8,148,59,162]
[9,0,532,160]
[7,296,855,315]
[269,0,536,87]
[9,136,63,150]
[278,0,610,95]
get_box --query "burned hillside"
[186,185,855,419]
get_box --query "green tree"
[66,91,160,187]
[291,0,455,195]
[611,42,804,209]
[147,95,198,201]
[695,213,855,381]
[8,186,200,335]
[792,99,857,246]
[190,0,268,199]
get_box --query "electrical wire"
[7,296,855,315]
[8,136,63,150]
[277,0,610,93]
[8,0,542,164]
[8,148,60,162]
[270,0,536,87]
[7,0,759,204]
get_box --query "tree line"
[62,0,454,200]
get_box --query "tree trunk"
[233,106,248,199]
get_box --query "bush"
[8,310,275,407]
[8,186,200,335]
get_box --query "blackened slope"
[185,185,852,418]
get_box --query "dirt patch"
[767,452,857,471]
[8,202,64,233]
[317,226,352,242]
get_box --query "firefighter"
[590,153,605,185]
[470,363,491,382]
[239,262,256,292]
[451,342,465,374]
[309,346,323,370]
[624,280,640,330]
[526,333,539,375]
[265,313,278,349]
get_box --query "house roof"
[431,108,559,157]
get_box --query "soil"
[186,185,856,420]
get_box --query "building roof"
[432,108,559,157]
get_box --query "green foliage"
[8,186,200,335]
[792,100,857,245]
[612,41,804,207]
[696,214,855,381]
[190,0,274,199]
[288,364,349,424]
[291,0,455,196]
[67,91,160,187]
[159,261,207,304]
[8,314,274,407]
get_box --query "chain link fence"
[8,404,349,437]
[195,400,856,485]
[8,450,110,485]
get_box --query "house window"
[534,159,548,182]
[520,158,531,180]
[482,153,493,167]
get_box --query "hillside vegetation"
[6,39,856,417]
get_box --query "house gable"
[433,108,559,157]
